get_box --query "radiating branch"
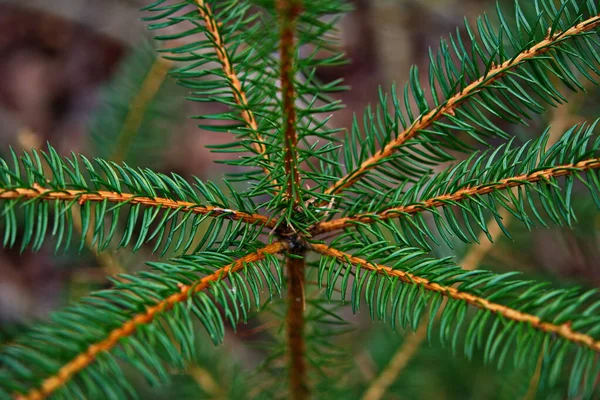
[309,243,600,353]
[16,241,288,400]
[0,186,277,229]
[312,157,600,234]
[194,0,277,184]
[320,14,600,200]
[277,0,303,206]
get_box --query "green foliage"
[143,0,348,221]
[316,241,600,397]
[318,0,600,205]
[0,244,281,399]
[1,0,600,399]
[338,121,600,251]
[0,146,264,256]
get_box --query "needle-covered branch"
[277,0,303,208]
[0,146,276,255]
[143,0,281,191]
[313,157,600,234]
[192,0,275,179]
[2,186,275,228]
[319,7,600,202]
[361,205,513,400]
[310,242,600,353]
[10,242,287,400]
[312,123,600,252]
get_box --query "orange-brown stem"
[16,242,287,400]
[1,186,277,229]
[309,243,600,353]
[321,14,600,201]
[312,158,600,234]
[286,253,308,399]
[194,0,276,184]
[277,0,302,205]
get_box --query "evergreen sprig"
[2,0,600,399]
[315,0,600,208]
[0,146,273,256]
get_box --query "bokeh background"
[1,0,599,398]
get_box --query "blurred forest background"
[1,0,599,398]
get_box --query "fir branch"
[359,106,572,395]
[312,157,600,235]
[193,0,277,185]
[0,186,276,230]
[278,0,303,208]
[15,241,287,400]
[0,146,278,255]
[6,0,600,397]
[309,243,600,353]
[319,12,600,202]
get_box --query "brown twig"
[523,343,546,400]
[361,320,429,400]
[16,241,287,400]
[285,254,308,400]
[277,0,303,205]
[0,186,277,229]
[187,364,222,397]
[319,14,600,201]
[312,158,600,235]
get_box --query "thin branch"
[187,364,222,397]
[277,0,303,205]
[320,14,600,200]
[112,56,172,165]
[286,254,308,399]
[361,319,428,400]
[309,243,600,353]
[16,241,288,400]
[312,157,600,234]
[194,0,277,184]
[95,54,172,273]
[523,343,546,400]
[0,186,278,229]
